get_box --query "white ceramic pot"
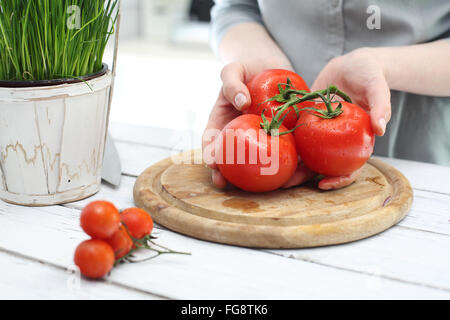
[0,69,113,206]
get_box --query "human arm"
[312,40,450,136]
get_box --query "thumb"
[310,74,330,92]
[220,62,251,111]
[310,59,337,91]
[366,77,391,136]
[212,169,227,189]
[282,162,316,188]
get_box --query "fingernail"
[234,93,247,110]
[378,118,386,135]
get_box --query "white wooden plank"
[35,99,65,194]
[398,189,450,236]
[0,201,448,299]
[111,229,450,299]
[267,226,450,291]
[375,156,450,195]
[58,91,108,193]
[0,101,48,194]
[0,250,159,300]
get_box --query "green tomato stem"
[261,82,353,135]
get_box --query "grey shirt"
[211,0,450,166]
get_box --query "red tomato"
[74,239,115,279]
[215,114,298,192]
[294,102,374,177]
[244,69,314,129]
[106,224,133,259]
[80,201,121,239]
[121,208,154,239]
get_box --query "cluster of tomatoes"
[74,201,154,279]
[215,69,375,192]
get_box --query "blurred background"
[105,0,221,137]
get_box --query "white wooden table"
[1,121,450,300]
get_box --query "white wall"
[120,0,192,41]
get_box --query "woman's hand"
[307,47,391,189]
[202,61,310,188]
[311,47,391,136]
[202,62,251,188]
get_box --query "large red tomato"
[294,102,374,177]
[215,114,298,192]
[244,69,314,129]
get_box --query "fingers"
[282,162,316,188]
[220,62,251,111]
[310,71,330,92]
[318,168,362,190]
[203,62,250,169]
[310,57,340,92]
[201,116,220,169]
[212,169,227,189]
[202,135,219,169]
[366,77,391,136]
[207,63,251,189]
[202,62,251,168]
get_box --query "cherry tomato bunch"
[74,201,188,279]
[215,69,374,192]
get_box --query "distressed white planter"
[0,71,113,206]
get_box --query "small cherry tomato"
[106,224,133,259]
[121,208,154,239]
[74,239,115,279]
[80,201,121,239]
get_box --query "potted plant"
[0,0,120,206]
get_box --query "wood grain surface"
[134,150,413,248]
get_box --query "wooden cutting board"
[134,150,413,248]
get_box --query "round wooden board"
[134,150,413,248]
